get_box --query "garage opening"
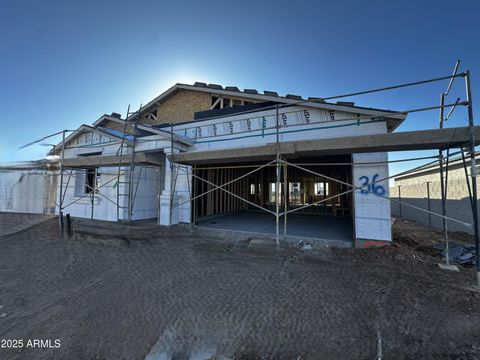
[192,155,353,244]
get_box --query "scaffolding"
[115,104,141,222]
[168,68,480,286]
[54,104,162,229]
[17,65,480,287]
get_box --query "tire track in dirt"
[0,215,479,359]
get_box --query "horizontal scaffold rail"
[171,126,480,165]
[63,152,164,168]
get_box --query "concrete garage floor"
[195,211,353,245]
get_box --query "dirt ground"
[0,213,55,237]
[0,213,479,360]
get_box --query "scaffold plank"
[63,152,163,168]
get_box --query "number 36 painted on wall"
[358,174,386,195]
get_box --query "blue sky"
[1,0,479,178]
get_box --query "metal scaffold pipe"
[445,60,460,96]
[127,108,140,222]
[191,165,196,231]
[281,159,472,228]
[91,168,97,220]
[435,60,461,272]
[465,70,480,287]
[438,93,450,267]
[275,104,280,247]
[322,72,466,101]
[173,160,277,212]
[58,130,66,236]
[169,122,174,226]
[283,162,288,241]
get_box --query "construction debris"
[297,240,313,251]
[434,241,477,265]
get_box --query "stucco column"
[176,164,192,224]
[159,148,179,226]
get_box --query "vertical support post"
[129,120,139,222]
[91,167,97,220]
[426,181,431,226]
[439,94,450,265]
[58,130,66,236]
[66,213,72,238]
[116,105,131,222]
[461,148,475,212]
[215,168,219,213]
[181,165,192,230]
[323,178,327,213]
[283,161,288,241]
[220,167,224,214]
[169,122,174,227]
[465,70,480,286]
[192,165,197,231]
[275,105,280,246]
[398,185,402,218]
[156,166,162,224]
[438,61,460,267]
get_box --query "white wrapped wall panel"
[353,152,391,242]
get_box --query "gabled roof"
[129,82,407,124]
[0,159,58,170]
[92,113,144,131]
[49,119,193,157]
[49,124,131,155]
[93,115,193,145]
[92,114,158,135]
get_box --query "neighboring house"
[390,154,480,234]
[4,82,409,247]
[0,160,57,214]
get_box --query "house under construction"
[3,72,480,252]
[44,82,409,248]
